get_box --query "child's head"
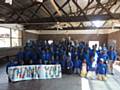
[90,56,94,62]
[14,60,19,65]
[109,46,113,51]
[100,58,104,64]
[83,59,86,63]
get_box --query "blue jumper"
[96,63,107,75]
[66,60,73,69]
[98,53,109,63]
[107,50,117,61]
[73,60,82,69]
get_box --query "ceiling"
[0,0,120,30]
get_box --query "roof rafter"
[2,13,120,23]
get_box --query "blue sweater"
[107,50,117,61]
[60,60,66,68]
[6,62,19,74]
[66,60,73,69]
[98,54,109,63]
[73,60,82,68]
[96,63,107,75]
[42,52,51,62]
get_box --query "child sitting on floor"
[81,59,87,77]
[96,58,107,81]
[87,56,96,79]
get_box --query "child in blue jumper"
[96,58,107,80]
[107,47,117,75]
[73,56,82,74]
[6,59,19,82]
[66,56,73,74]
[60,55,66,73]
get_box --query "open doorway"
[89,41,99,50]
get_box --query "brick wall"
[39,34,108,46]
[108,31,120,55]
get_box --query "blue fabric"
[24,50,32,60]
[51,60,57,64]
[96,63,107,75]
[66,60,73,68]
[73,60,82,68]
[83,52,91,70]
[42,52,51,62]
[6,62,19,74]
[107,50,117,61]
[16,51,24,60]
[60,60,66,68]
[84,53,90,63]
[98,53,109,63]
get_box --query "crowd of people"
[6,37,117,81]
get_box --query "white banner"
[8,65,62,82]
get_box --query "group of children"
[6,38,117,81]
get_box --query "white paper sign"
[8,65,62,82]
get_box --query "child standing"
[73,56,82,75]
[6,59,19,82]
[107,47,117,75]
[60,55,66,73]
[66,56,73,74]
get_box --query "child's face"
[14,61,18,64]
[30,60,33,64]
[100,61,103,64]
[83,59,86,63]
[75,56,78,60]
[90,57,94,62]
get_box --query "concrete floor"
[0,65,120,90]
